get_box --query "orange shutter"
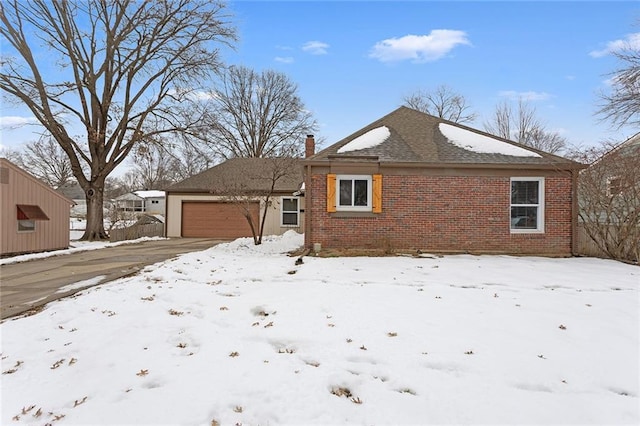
[372,174,382,213]
[327,174,336,212]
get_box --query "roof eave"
[304,159,585,171]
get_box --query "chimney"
[305,135,315,158]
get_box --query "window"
[281,197,300,226]
[18,220,35,232]
[607,176,622,196]
[336,175,372,211]
[510,178,544,232]
[16,204,49,233]
[326,174,382,213]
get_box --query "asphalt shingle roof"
[165,157,303,193]
[309,106,582,168]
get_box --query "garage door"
[181,202,259,239]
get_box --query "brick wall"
[306,174,574,256]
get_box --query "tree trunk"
[82,185,109,241]
[243,212,259,245]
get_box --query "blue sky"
[221,0,640,150]
[1,0,639,155]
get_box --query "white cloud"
[302,41,329,55]
[589,32,640,58]
[275,56,294,64]
[498,90,552,101]
[369,29,470,63]
[167,88,215,101]
[0,115,38,129]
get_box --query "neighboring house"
[115,190,165,215]
[302,107,585,256]
[597,132,639,198]
[56,181,86,217]
[576,132,639,261]
[165,157,304,239]
[0,158,73,256]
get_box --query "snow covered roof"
[307,107,580,168]
[134,190,165,199]
[438,123,541,158]
[337,126,390,153]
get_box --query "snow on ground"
[0,219,164,266]
[0,237,164,266]
[439,123,542,157]
[1,231,638,425]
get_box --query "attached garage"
[181,201,258,239]
[164,157,305,240]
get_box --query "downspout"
[571,169,579,256]
[164,192,169,238]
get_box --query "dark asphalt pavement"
[0,238,222,320]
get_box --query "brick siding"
[306,174,573,256]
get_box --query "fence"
[110,223,164,243]
[575,223,638,263]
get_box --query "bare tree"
[201,65,317,158]
[12,135,74,188]
[569,138,640,262]
[403,84,476,124]
[159,132,219,181]
[126,141,181,190]
[220,157,301,245]
[596,30,640,129]
[173,139,218,180]
[0,0,236,240]
[484,99,567,153]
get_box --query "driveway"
[0,238,222,320]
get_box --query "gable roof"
[56,181,85,200]
[606,131,640,158]
[307,107,582,169]
[0,157,74,205]
[165,157,303,194]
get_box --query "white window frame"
[606,175,622,197]
[510,177,545,233]
[336,175,372,212]
[280,196,300,227]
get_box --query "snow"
[134,190,165,198]
[0,237,164,266]
[337,126,390,153]
[1,231,638,425]
[0,218,164,266]
[439,123,542,157]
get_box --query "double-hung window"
[510,177,544,232]
[281,197,300,226]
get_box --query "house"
[56,181,86,217]
[0,158,73,256]
[576,132,639,261]
[164,157,303,239]
[114,190,165,215]
[302,107,585,256]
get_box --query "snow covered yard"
[1,232,638,425]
